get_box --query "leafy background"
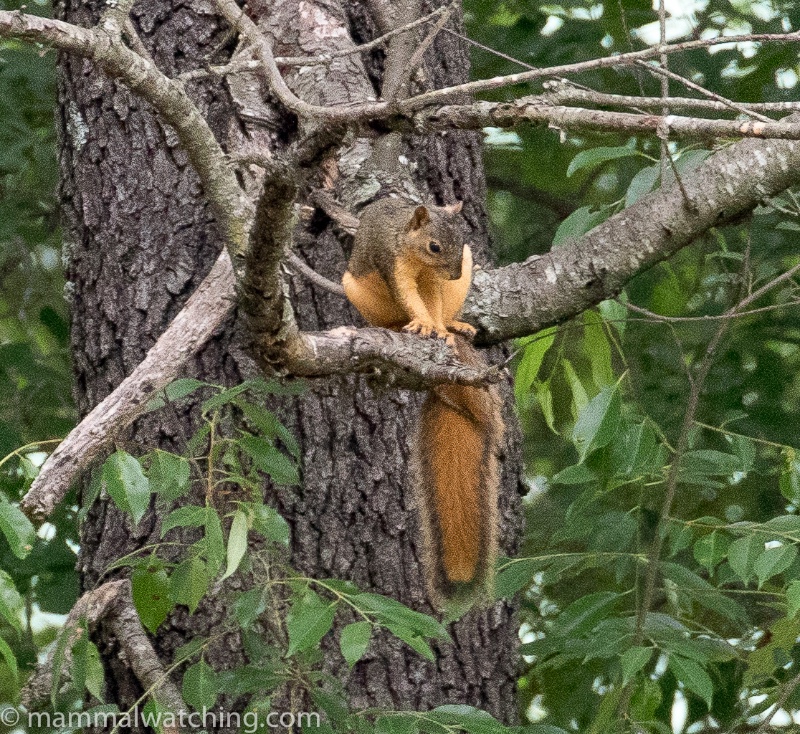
[4,0,800,731]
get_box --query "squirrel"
[342,197,503,606]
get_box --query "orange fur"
[342,271,406,328]
[415,345,502,602]
[426,400,482,581]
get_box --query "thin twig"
[636,60,774,123]
[399,30,800,113]
[395,2,456,97]
[542,81,800,115]
[179,6,450,81]
[618,299,800,322]
[657,0,670,184]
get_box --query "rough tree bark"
[57,0,521,727]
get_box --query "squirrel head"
[404,202,465,280]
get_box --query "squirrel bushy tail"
[413,336,503,606]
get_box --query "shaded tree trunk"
[58,0,522,727]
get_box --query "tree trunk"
[57,0,522,727]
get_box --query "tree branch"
[460,128,800,342]
[397,30,800,112]
[21,580,186,725]
[0,9,251,256]
[541,80,800,115]
[414,99,800,141]
[20,253,236,521]
[211,0,389,122]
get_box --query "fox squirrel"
[342,197,503,606]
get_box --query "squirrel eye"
[428,241,441,253]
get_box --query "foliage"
[469,0,800,730]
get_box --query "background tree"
[4,0,800,733]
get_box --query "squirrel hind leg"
[343,270,407,328]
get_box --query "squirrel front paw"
[446,320,477,339]
[404,319,454,345]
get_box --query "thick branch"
[462,131,800,341]
[0,9,251,254]
[415,99,800,141]
[20,254,236,521]
[290,327,502,387]
[21,580,186,723]
[237,166,302,370]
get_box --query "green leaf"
[182,660,218,711]
[780,452,800,503]
[221,509,249,581]
[237,402,300,458]
[0,636,18,683]
[102,451,151,524]
[571,384,621,462]
[514,328,557,404]
[170,557,209,614]
[375,715,420,734]
[667,522,694,558]
[351,593,449,640]
[668,655,713,709]
[562,358,589,419]
[72,635,104,701]
[340,621,372,667]
[384,622,435,661]
[551,463,597,485]
[234,587,267,628]
[132,565,173,633]
[430,704,508,734]
[174,637,207,664]
[286,591,336,656]
[146,378,208,411]
[238,435,300,485]
[625,163,660,206]
[567,144,641,177]
[620,646,652,684]
[681,450,742,477]
[0,496,35,559]
[552,592,620,638]
[581,310,614,389]
[552,206,608,247]
[203,509,225,575]
[754,544,798,587]
[787,580,800,618]
[660,562,747,623]
[763,515,800,535]
[693,532,730,573]
[248,502,290,546]
[728,534,763,584]
[148,451,190,501]
[161,505,208,537]
[494,557,540,598]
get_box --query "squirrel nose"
[448,266,463,280]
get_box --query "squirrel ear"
[408,205,431,231]
[441,201,463,216]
